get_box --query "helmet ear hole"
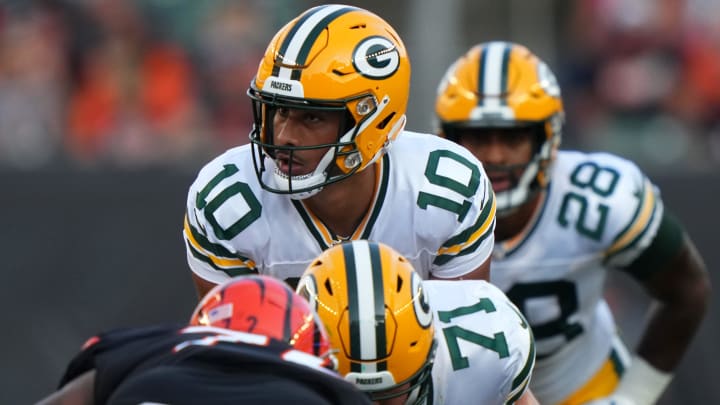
[377,112,396,130]
[396,275,403,293]
[324,278,334,295]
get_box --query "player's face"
[457,127,535,193]
[271,107,344,176]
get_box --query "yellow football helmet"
[435,41,564,215]
[248,4,410,199]
[297,240,435,404]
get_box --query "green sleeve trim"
[623,210,684,280]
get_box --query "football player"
[298,240,539,405]
[36,275,371,405]
[434,41,711,405]
[183,4,496,296]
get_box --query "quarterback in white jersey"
[184,5,495,297]
[435,41,710,405]
[298,240,538,405]
[185,132,495,286]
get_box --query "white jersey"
[425,280,535,405]
[184,131,495,285]
[489,150,664,404]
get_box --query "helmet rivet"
[356,97,376,116]
[344,152,361,169]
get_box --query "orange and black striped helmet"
[190,274,332,364]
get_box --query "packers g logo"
[353,36,400,79]
[411,272,433,329]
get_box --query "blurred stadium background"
[0,0,717,403]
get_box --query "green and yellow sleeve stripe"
[434,190,496,266]
[605,178,658,259]
[184,214,256,277]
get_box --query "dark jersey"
[59,324,370,405]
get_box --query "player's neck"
[495,191,543,242]
[303,163,377,238]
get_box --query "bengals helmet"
[435,41,564,215]
[190,275,333,365]
[297,240,435,404]
[248,4,410,199]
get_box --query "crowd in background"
[559,0,720,170]
[1,0,719,171]
[0,0,292,169]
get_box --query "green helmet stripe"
[273,5,357,80]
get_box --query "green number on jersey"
[437,298,510,371]
[557,161,620,240]
[417,150,480,222]
[195,164,262,240]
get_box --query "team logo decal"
[412,273,433,328]
[353,36,400,79]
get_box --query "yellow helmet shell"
[297,240,434,392]
[253,5,410,173]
